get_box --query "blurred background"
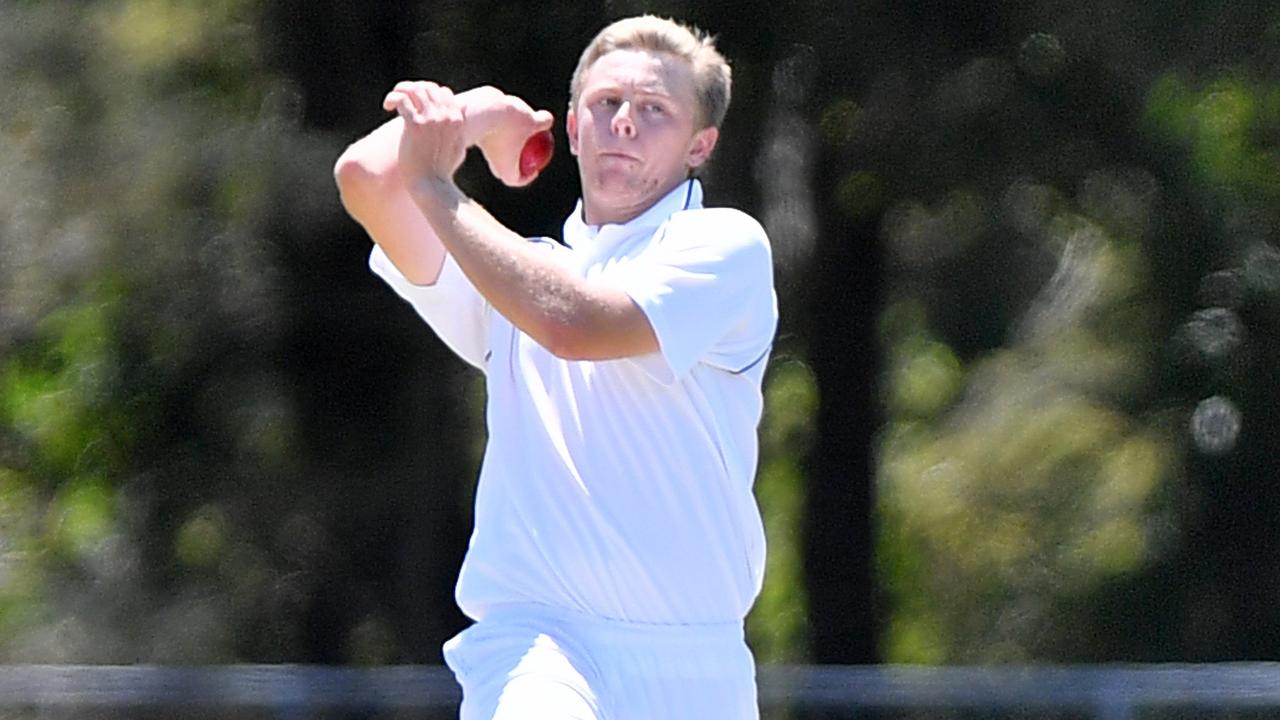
[2,0,1279,707]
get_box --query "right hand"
[455,86,556,187]
[383,81,470,187]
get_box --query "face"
[567,49,719,225]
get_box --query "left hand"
[382,81,468,187]
[458,87,556,187]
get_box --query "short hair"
[568,15,732,130]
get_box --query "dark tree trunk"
[802,162,883,665]
[259,0,477,663]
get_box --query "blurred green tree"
[857,1,1280,663]
[0,0,358,662]
[2,0,1279,674]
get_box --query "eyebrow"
[591,88,676,108]
[588,79,673,97]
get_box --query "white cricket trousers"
[442,603,759,720]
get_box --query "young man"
[335,15,777,719]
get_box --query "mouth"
[599,150,639,162]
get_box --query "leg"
[445,621,604,720]
[602,630,759,720]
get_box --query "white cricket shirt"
[370,179,778,624]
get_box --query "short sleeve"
[613,209,778,383]
[369,245,491,370]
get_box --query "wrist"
[456,86,505,147]
[407,173,463,210]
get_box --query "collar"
[563,179,703,249]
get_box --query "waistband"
[476,602,747,647]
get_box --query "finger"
[392,80,430,96]
[425,82,453,101]
[385,81,423,110]
[393,81,442,117]
[383,90,407,112]
[394,94,424,124]
[409,84,435,119]
[421,83,457,118]
[385,91,421,120]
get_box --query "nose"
[610,101,637,139]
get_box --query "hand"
[382,81,469,187]
[457,86,556,187]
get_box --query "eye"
[598,96,621,108]
[644,102,666,114]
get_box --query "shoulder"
[660,208,772,265]
[667,207,768,241]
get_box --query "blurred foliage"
[748,357,817,663]
[858,3,1280,663]
[0,0,1278,671]
[874,172,1180,661]
[0,0,336,662]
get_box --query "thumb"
[532,109,555,132]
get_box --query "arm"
[333,85,554,286]
[412,178,659,360]
[334,115,446,284]
[386,81,659,361]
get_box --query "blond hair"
[568,15,732,129]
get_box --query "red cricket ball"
[518,130,555,182]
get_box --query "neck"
[582,204,644,226]
[580,178,692,226]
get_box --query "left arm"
[386,81,658,361]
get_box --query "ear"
[685,126,719,170]
[566,109,580,156]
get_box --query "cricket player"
[334,15,777,719]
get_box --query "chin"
[589,180,643,204]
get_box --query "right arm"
[334,115,448,285]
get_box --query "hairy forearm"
[406,178,652,359]
[408,178,585,347]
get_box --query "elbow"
[539,319,594,361]
[333,141,399,193]
[333,149,371,194]
[333,152,387,217]
[536,296,649,362]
